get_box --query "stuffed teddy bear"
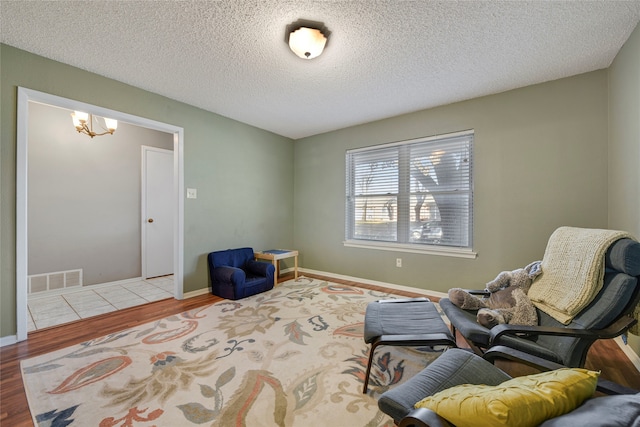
[448,261,542,328]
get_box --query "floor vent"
[28,269,83,295]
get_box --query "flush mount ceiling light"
[70,111,117,138]
[285,19,330,59]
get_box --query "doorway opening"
[16,87,185,341]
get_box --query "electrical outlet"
[396,258,402,268]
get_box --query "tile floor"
[27,275,174,332]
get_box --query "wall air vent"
[28,269,82,295]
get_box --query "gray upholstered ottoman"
[363,298,456,393]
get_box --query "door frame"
[141,146,174,279]
[16,87,185,342]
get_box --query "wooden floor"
[2,273,639,426]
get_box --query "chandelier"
[70,111,117,138]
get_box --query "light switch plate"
[186,188,197,199]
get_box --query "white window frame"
[344,130,476,259]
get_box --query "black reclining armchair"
[439,236,640,370]
[378,348,640,427]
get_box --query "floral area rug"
[21,277,446,427]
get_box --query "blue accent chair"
[208,247,275,300]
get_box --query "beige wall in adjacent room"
[28,102,174,285]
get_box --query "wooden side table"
[254,249,299,286]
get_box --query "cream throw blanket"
[528,227,633,325]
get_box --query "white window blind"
[346,130,473,250]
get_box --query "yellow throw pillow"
[414,368,599,427]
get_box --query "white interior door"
[142,146,174,278]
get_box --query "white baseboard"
[614,336,640,371]
[183,287,211,299]
[183,268,447,300]
[298,267,448,299]
[0,335,18,347]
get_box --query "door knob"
[148,218,154,223]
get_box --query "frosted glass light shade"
[72,111,89,123]
[288,26,327,59]
[104,117,118,131]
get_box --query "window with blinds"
[345,130,473,250]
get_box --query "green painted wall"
[294,70,609,293]
[3,26,638,359]
[609,23,640,354]
[1,44,294,338]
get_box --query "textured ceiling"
[2,1,639,139]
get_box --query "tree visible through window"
[346,131,473,250]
